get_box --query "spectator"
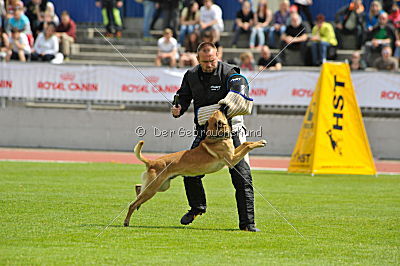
[382,0,397,13]
[199,0,223,41]
[373,45,398,71]
[26,0,59,37]
[155,28,178,67]
[366,12,397,53]
[6,28,30,62]
[239,51,256,70]
[178,1,200,45]
[232,0,254,48]
[280,12,307,63]
[179,31,200,67]
[141,0,156,41]
[31,21,58,61]
[366,1,384,31]
[249,0,272,49]
[5,0,23,19]
[293,0,313,28]
[150,0,162,30]
[335,0,365,49]
[161,0,180,38]
[6,6,33,45]
[201,29,223,60]
[0,0,6,26]
[36,9,59,34]
[257,45,282,71]
[349,50,367,70]
[55,11,75,60]
[0,25,9,61]
[95,0,123,38]
[310,14,337,66]
[269,0,290,48]
[388,2,400,30]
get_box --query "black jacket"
[176,61,239,124]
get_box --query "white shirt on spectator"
[158,36,178,53]
[294,0,312,6]
[33,32,59,55]
[200,4,224,32]
[9,32,31,54]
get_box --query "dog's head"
[204,110,231,139]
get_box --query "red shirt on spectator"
[56,19,76,40]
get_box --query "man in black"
[232,0,254,47]
[257,45,282,71]
[280,12,307,65]
[171,42,260,232]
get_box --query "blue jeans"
[178,24,195,45]
[268,25,286,48]
[250,27,269,47]
[311,41,330,66]
[143,0,155,38]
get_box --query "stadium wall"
[0,106,399,159]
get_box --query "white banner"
[0,63,399,108]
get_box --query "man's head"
[260,45,271,59]
[280,0,290,12]
[240,52,253,65]
[197,42,218,73]
[242,1,251,15]
[351,51,361,62]
[204,0,213,9]
[45,22,56,37]
[61,11,71,25]
[14,7,22,20]
[381,45,392,60]
[290,12,301,27]
[316,14,325,27]
[378,12,388,26]
[370,0,382,14]
[163,28,173,41]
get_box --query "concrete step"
[70,51,156,62]
[64,59,155,67]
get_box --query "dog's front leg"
[226,140,267,167]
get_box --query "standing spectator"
[268,0,290,48]
[155,28,178,67]
[199,0,223,41]
[366,1,384,32]
[150,0,162,30]
[179,31,200,67]
[239,51,256,70]
[232,0,254,48]
[141,0,156,41]
[280,12,307,63]
[178,1,200,45]
[161,0,180,38]
[31,21,58,61]
[56,11,75,59]
[335,0,365,49]
[293,0,313,28]
[249,0,272,49]
[95,0,123,38]
[257,45,282,70]
[373,45,398,71]
[349,51,367,70]
[6,28,30,62]
[310,14,337,66]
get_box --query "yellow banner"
[288,62,376,175]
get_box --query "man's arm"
[172,72,193,118]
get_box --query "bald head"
[197,44,218,73]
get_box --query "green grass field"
[0,161,399,265]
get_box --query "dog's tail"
[134,141,149,165]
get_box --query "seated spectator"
[178,1,200,45]
[232,0,254,48]
[56,11,76,59]
[155,28,178,67]
[6,6,32,39]
[280,12,307,61]
[199,0,223,41]
[95,0,123,38]
[366,12,397,54]
[257,45,282,71]
[239,51,256,71]
[366,1,384,31]
[335,0,365,49]
[179,31,200,67]
[201,29,223,60]
[268,0,290,48]
[373,45,398,71]
[0,25,9,61]
[294,0,313,28]
[26,0,59,38]
[310,14,337,66]
[6,28,30,62]
[5,0,23,19]
[388,2,400,30]
[36,9,59,34]
[31,21,58,62]
[250,0,272,49]
[349,51,367,70]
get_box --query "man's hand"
[171,104,181,118]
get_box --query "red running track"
[0,148,399,174]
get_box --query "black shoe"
[241,224,261,232]
[180,209,205,225]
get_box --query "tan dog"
[124,110,266,226]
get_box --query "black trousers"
[183,126,255,229]
[295,3,314,28]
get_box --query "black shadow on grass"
[80,224,239,232]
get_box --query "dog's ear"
[204,121,209,131]
[219,104,229,116]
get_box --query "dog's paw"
[257,140,267,147]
